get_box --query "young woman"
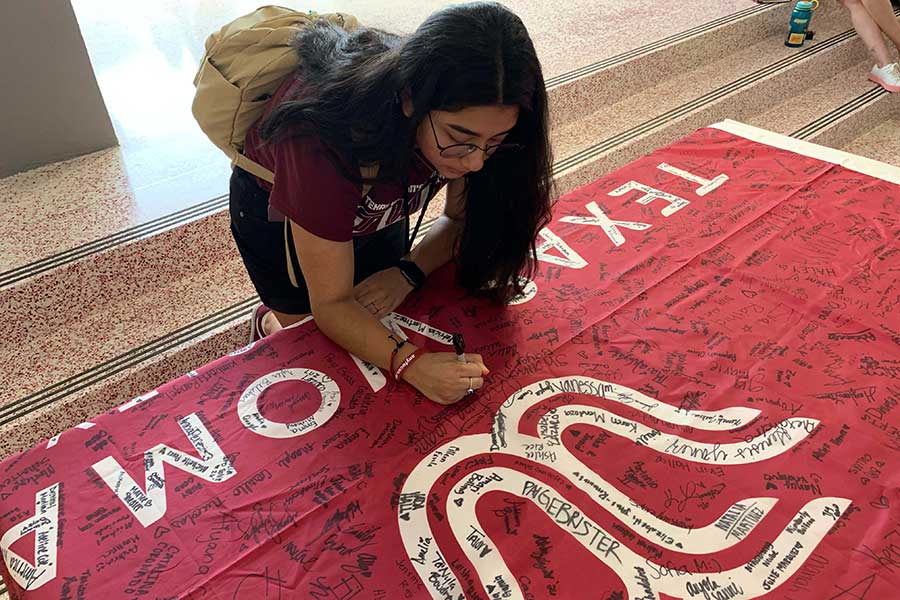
[229,2,554,406]
[841,0,900,91]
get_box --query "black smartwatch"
[396,260,426,291]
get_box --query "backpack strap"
[235,153,275,184]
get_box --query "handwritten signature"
[663,481,727,513]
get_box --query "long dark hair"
[261,2,553,303]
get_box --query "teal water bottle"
[786,0,819,47]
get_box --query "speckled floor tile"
[550,7,859,163]
[0,146,231,274]
[546,2,790,130]
[841,116,900,166]
[0,211,252,406]
[0,315,248,458]
[748,59,886,136]
[1,148,138,272]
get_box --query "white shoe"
[869,63,900,92]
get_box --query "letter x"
[560,201,652,247]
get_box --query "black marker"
[452,333,466,363]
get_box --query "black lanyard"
[402,173,437,254]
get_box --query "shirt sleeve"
[268,136,360,242]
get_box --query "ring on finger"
[466,377,474,395]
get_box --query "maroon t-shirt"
[243,74,446,242]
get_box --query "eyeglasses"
[427,112,523,159]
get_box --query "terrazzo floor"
[842,116,900,164]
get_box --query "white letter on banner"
[560,202,652,247]
[657,162,728,196]
[350,354,387,393]
[535,228,588,268]
[0,483,59,590]
[92,414,236,528]
[608,182,690,217]
[238,368,340,438]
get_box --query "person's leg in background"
[860,0,900,54]
[841,0,900,91]
[842,0,894,65]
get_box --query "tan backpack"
[191,5,361,183]
[193,6,384,289]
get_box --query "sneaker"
[869,63,900,93]
[249,303,271,343]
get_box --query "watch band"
[397,260,426,291]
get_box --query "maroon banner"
[1,125,899,600]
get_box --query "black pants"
[229,167,407,315]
